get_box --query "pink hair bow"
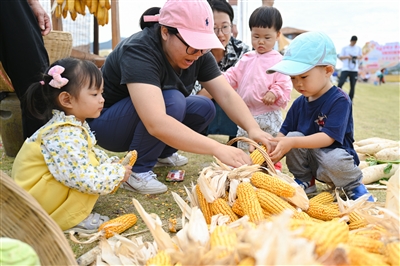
[48,65,69,89]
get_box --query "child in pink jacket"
[223,6,292,151]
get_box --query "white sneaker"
[121,171,167,194]
[154,152,188,167]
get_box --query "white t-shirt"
[339,45,362,72]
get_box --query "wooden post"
[111,0,120,49]
[50,0,63,31]
[93,18,99,55]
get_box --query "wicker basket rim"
[226,136,277,174]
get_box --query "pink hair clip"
[39,81,45,85]
[48,65,69,89]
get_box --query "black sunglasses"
[165,26,210,55]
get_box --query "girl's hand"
[262,91,277,105]
[122,165,132,182]
[214,145,253,168]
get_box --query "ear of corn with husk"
[98,213,138,239]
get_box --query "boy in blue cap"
[267,32,373,201]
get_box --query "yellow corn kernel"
[231,199,245,217]
[146,250,172,266]
[292,210,312,220]
[250,172,296,198]
[98,214,137,238]
[348,234,385,254]
[237,183,264,223]
[211,198,238,223]
[237,257,255,266]
[309,191,334,205]
[344,245,390,266]
[210,225,238,259]
[348,211,368,230]
[305,201,340,221]
[386,241,400,266]
[299,219,349,256]
[352,229,383,240]
[256,189,297,215]
[249,145,267,165]
[196,184,213,224]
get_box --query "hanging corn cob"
[52,0,111,26]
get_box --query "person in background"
[267,32,374,202]
[0,0,50,138]
[88,0,274,195]
[337,35,362,101]
[192,0,251,146]
[12,58,132,232]
[222,6,292,155]
[374,68,386,85]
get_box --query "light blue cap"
[267,31,337,75]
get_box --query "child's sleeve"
[42,126,125,195]
[222,58,245,90]
[269,73,292,109]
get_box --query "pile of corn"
[52,0,111,25]
[93,194,399,265]
[92,150,399,265]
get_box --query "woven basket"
[43,30,73,65]
[0,171,77,265]
[226,136,277,174]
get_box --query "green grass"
[0,81,399,258]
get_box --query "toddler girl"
[12,58,132,233]
[223,6,292,151]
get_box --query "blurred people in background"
[337,35,362,101]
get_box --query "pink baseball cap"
[144,0,224,50]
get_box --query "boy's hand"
[269,137,294,163]
[262,91,276,105]
[122,165,132,182]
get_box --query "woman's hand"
[213,145,253,168]
[122,165,132,182]
[247,129,274,153]
[28,0,51,35]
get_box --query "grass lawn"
[0,81,399,258]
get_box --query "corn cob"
[146,250,172,266]
[250,172,296,198]
[111,150,138,193]
[211,198,238,223]
[348,211,368,230]
[196,184,213,224]
[210,225,237,259]
[237,257,255,266]
[231,199,245,217]
[237,183,264,223]
[348,234,385,254]
[386,241,400,266]
[292,210,312,220]
[344,245,390,266]
[249,145,267,165]
[309,191,334,205]
[298,219,349,256]
[256,189,297,215]
[352,229,384,240]
[305,201,340,221]
[98,213,137,238]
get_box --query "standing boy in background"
[337,35,362,101]
[267,32,374,202]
